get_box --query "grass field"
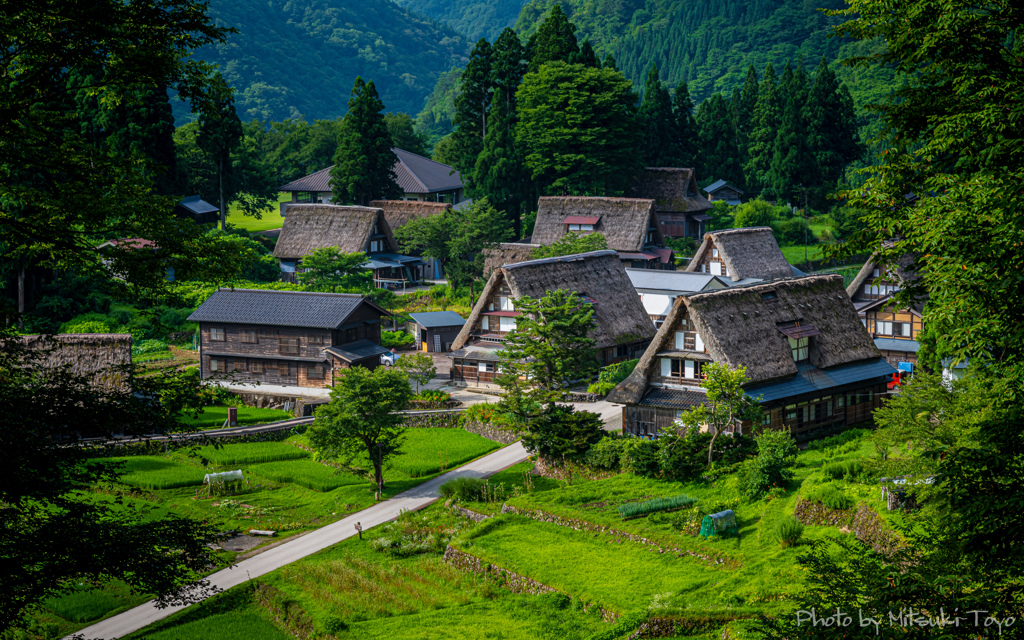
[389,428,502,477]
[248,459,365,492]
[780,244,823,265]
[225,193,289,232]
[107,456,208,490]
[124,589,289,640]
[189,441,310,465]
[178,405,296,430]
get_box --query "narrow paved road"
[71,442,528,640]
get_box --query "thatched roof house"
[608,274,894,438]
[369,200,451,233]
[847,252,925,369]
[448,250,657,386]
[482,242,541,278]
[685,227,793,282]
[626,167,714,239]
[530,196,673,270]
[19,333,132,390]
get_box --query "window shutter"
[695,333,704,352]
[685,361,695,379]
[660,358,671,377]
[675,332,685,349]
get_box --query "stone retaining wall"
[443,546,555,595]
[462,420,520,444]
[450,504,492,522]
[794,499,904,557]
[499,504,730,567]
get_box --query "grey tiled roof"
[744,359,896,403]
[326,340,391,362]
[704,179,743,194]
[187,289,376,329]
[873,338,920,352]
[278,149,462,195]
[410,311,466,328]
[626,268,725,295]
[638,387,708,409]
[178,195,218,215]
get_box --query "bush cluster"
[583,432,756,482]
[439,477,486,502]
[822,460,863,481]
[381,330,415,348]
[775,515,804,548]
[737,430,799,500]
[586,358,638,395]
[806,428,870,450]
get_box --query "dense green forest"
[179,0,470,123]
[396,0,529,41]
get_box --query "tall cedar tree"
[574,40,600,68]
[696,93,743,187]
[639,65,677,166]
[803,57,862,207]
[528,5,580,72]
[767,63,819,204]
[672,82,700,169]
[497,288,599,416]
[330,77,401,206]
[490,28,528,114]
[307,366,413,492]
[474,91,532,237]
[744,64,781,192]
[732,65,760,176]
[197,73,243,229]
[449,38,493,187]
[516,62,641,196]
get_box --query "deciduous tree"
[528,232,608,259]
[296,247,373,292]
[397,352,437,394]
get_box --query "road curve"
[70,442,529,640]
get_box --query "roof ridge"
[393,153,429,193]
[503,249,620,270]
[216,288,363,298]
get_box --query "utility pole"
[802,185,809,264]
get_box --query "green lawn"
[225,192,290,232]
[178,405,296,430]
[780,244,823,265]
[124,589,289,640]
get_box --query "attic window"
[777,321,820,339]
[761,291,777,301]
[563,215,599,232]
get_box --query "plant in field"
[737,429,798,500]
[584,436,627,470]
[775,516,804,548]
[617,494,696,519]
[439,477,486,502]
[805,484,855,510]
[620,438,660,477]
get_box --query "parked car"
[380,349,400,366]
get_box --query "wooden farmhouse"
[607,274,896,438]
[188,289,391,389]
[685,227,797,281]
[370,199,451,280]
[530,196,675,270]
[626,167,714,239]
[272,204,427,288]
[447,250,656,386]
[703,179,745,206]
[278,148,464,216]
[409,311,466,353]
[626,268,731,327]
[847,254,924,369]
[19,333,132,391]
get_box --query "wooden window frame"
[306,364,325,379]
[259,328,278,339]
[209,327,225,342]
[232,359,248,372]
[250,360,264,374]
[240,329,257,344]
[309,334,324,345]
[209,358,225,373]
[789,336,809,361]
[279,337,299,355]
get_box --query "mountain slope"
[190,0,469,123]
[395,0,530,42]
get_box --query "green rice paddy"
[248,458,364,492]
[107,456,208,490]
[190,441,310,465]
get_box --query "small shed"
[409,311,466,353]
[174,195,220,225]
[703,180,745,206]
[699,509,738,538]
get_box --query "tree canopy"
[330,77,401,206]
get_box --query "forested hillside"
[183,0,469,123]
[514,0,849,103]
[396,0,529,41]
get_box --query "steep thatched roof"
[608,274,879,405]
[531,197,663,252]
[482,242,541,278]
[685,227,792,281]
[626,167,713,213]
[19,333,132,390]
[451,250,656,351]
[273,204,396,260]
[370,200,451,233]
[847,252,920,298]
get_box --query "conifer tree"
[528,5,580,72]
[330,77,400,206]
[474,91,531,237]
[696,93,743,186]
[490,28,527,115]
[767,61,818,204]
[803,57,862,206]
[731,65,760,178]
[574,40,599,68]
[639,65,676,166]
[744,64,781,193]
[672,82,700,169]
[602,53,618,70]
[197,73,243,228]
[450,38,493,187]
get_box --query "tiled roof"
[873,338,920,352]
[178,195,219,215]
[743,359,896,404]
[280,149,462,195]
[187,289,381,329]
[410,311,466,328]
[638,387,708,409]
[704,179,743,194]
[326,340,391,362]
[626,269,725,295]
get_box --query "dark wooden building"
[409,311,466,353]
[188,289,390,389]
[448,250,656,387]
[530,196,675,270]
[626,167,714,239]
[703,179,745,206]
[847,254,924,369]
[685,227,797,282]
[608,275,895,439]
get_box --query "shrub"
[806,428,869,450]
[737,430,798,500]
[775,516,804,548]
[415,389,450,402]
[521,406,605,463]
[584,436,626,470]
[807,484,855,510]
[620,438,660,477]
[822,460,864,482]
[439,476,486,502]
[132,339,168,355]
[617,494,696,519]
[323,617,348,633]
[587,358,638,395]
[381,330,415,348]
